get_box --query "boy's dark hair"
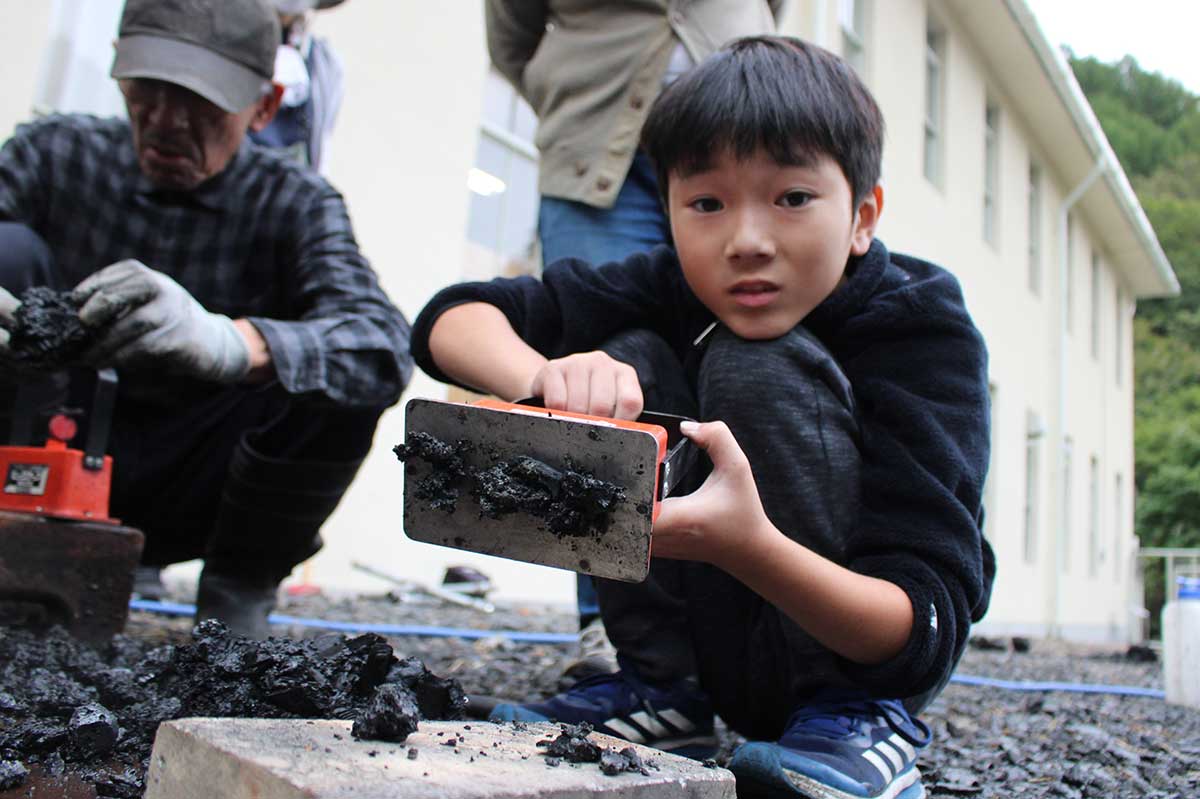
[641,35,884,206]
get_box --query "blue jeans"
[539,152,671,269]
[538,152,672,628]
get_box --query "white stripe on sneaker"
[875,739,906,773]
[630,711,670,738]
[862,749,894,782]
[657,709,696,733]
[604,718,646,743]
[888,733,918,761]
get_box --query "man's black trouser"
[0,222,385,584]
[598,327,946,742]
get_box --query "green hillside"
[1071,54,1200,553]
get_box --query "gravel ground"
[6,588,1200,798]
[253,590,1200,797]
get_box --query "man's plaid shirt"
[0,114,412,408]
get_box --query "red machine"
[0,368,143,642]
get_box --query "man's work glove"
[73,260,250,383]
[0,285,18,357]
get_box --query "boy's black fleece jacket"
[411,238,996,698]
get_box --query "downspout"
[812,0,829,48]
[1051,156,1108,638]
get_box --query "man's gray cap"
[272,0,347,12]
[111,0,280,113]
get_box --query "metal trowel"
[397,398,699,582]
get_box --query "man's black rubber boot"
[194,568,278,640]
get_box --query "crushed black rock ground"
[3,590,1199,798]
[5,287,93,370]
[396,431,626,537]
[0,617,465,797]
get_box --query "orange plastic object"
[0,439,117,524]
[472,398,671,519]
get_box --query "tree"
[1072,55,1200,554]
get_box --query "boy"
[411,36,994,799]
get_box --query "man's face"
[668,148,880,340]
[120,78,260,191]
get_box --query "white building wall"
[0,3,51,138]
[0,2,1150,629]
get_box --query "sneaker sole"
[730,743,924,799]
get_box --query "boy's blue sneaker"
[488,671,717,759]
[728,698,931,799]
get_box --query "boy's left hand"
[651,420,776,568]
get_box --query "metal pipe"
[351,561,495,614]
[1050,156,1108,638]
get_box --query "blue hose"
[129,598,1166,698]
[129,598,579,643]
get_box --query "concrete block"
[144,718,736,799]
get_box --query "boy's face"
[668,148,881,340]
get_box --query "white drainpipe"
[1050,156,1108,638]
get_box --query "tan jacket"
[486,0,783,209]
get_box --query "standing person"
[0,0,411,638]
[485,0,784,679]
[250,0,347,171]
[411,36,995,799]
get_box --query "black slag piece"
[599,746,651,776]
[6,287,93,370]
[0,758,29,790]
[398,429,626,537]
[394,432,474,512]
[474,456,625,538]
[536,722,602,763]
[351,684,420,743]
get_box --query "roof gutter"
[1003,0,1179,297]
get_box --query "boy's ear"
[850,184,884,256]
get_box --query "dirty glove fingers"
[71,259,149,299]
[73,260,159,328]
[0,285,18,329]
[81,307,166,365]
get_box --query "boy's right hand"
[529,351,643,420]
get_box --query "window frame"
[465,69,540,274]
[1088,455,1101,577]
[983,100,1001,247]
[1090,251,1101,359]
[923,20,946,187]
[1028,161,1042,295]
[1023,411,1042,564]
[839,0,869,76]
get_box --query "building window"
[1028,162,1042,295]
[1114,472,1123,580]
[1065,213,1075,332]
[1115,286,1125,385]
[983,102,1000,246]
[1023,411,1042,564]
[983,384,998,541]
[839,0,868,75]
[465,69,540,276]
[1088,455,1101,577]
[923,21,945,186]
[1090,252,1102,359]
[1061,437,1073,573]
